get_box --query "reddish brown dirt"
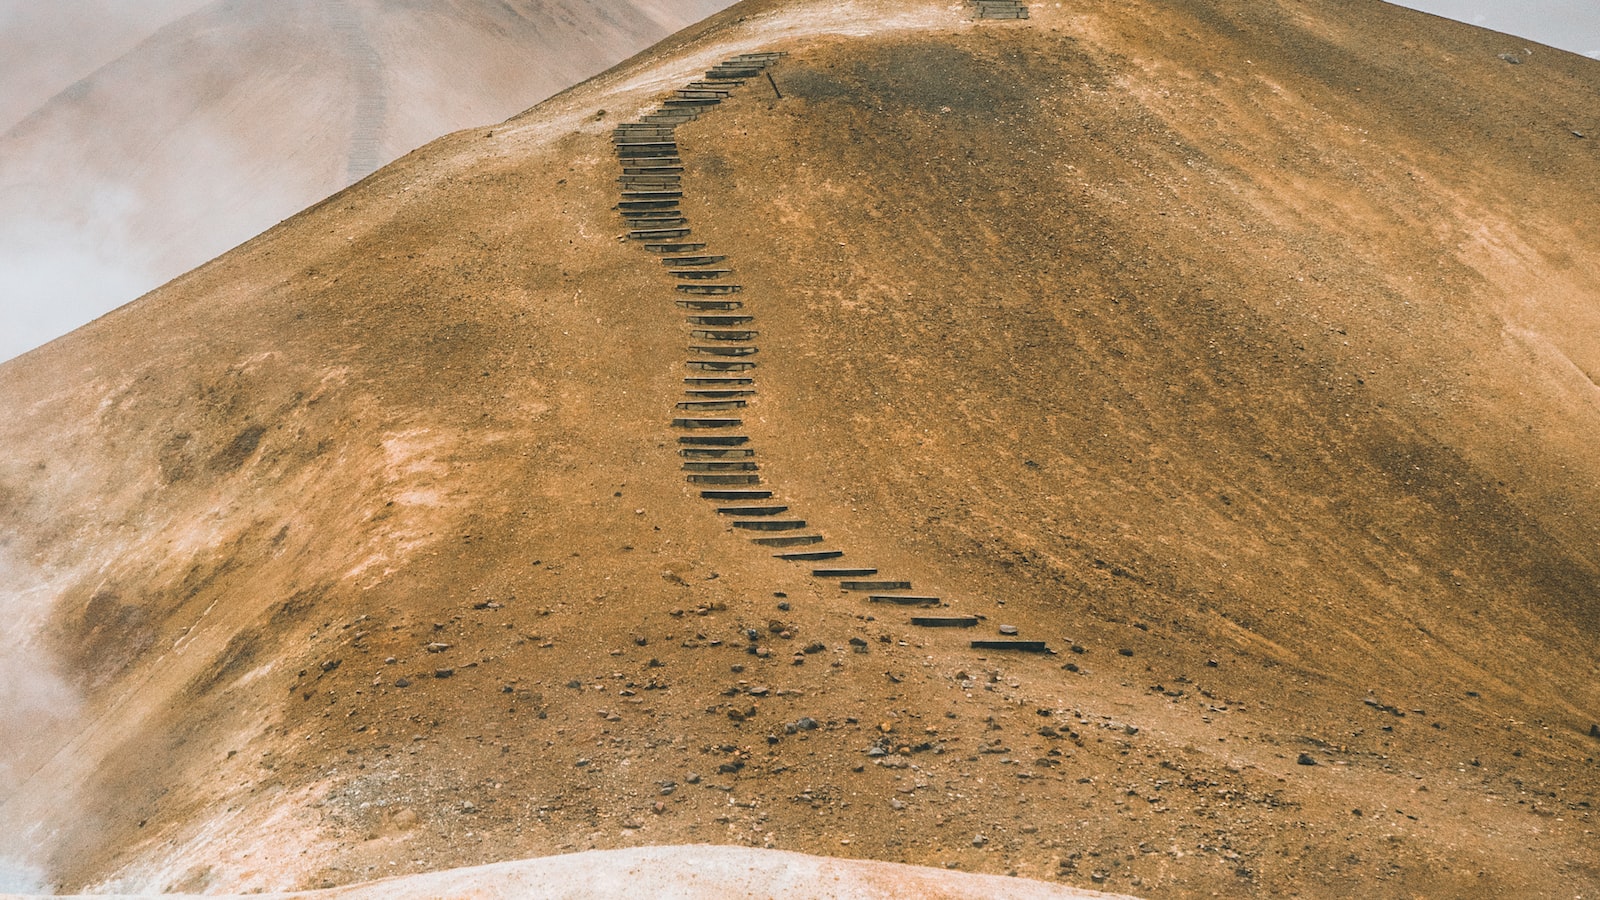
[1,0,1597,896]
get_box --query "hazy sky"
[1387,0,1600,58]
[1,1,1598,363]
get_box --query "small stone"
[434,668,455,678]
[867,746,887,758]
[777,601,791,611]
[755,647,771,659]
[1117,648,1134,657]
[575,758,590,767]
[653,801,666,814]
[1062,663,1080,673]
[889,799,906,810]
[384,657,397,664]
[394,677,412,688]
[998,625,1018,635]
[320,659,342,672]
[461,801,477,813]
[1590,724,1600,738]
[1297,753,1318,766]
[1070,645,1086,654]
[425,642,450,653]
[795,717,820,731]
[566,680,582,689]
[972,834,987,847]
[685,772,701,784]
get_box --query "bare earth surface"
[0,0,1597,897]
[2,845,1133,899]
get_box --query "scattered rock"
[1117,648,1134,657]
[972,834,987,847]
[394,677,412,688]
[434,668,455,679]
[320,659,342,672]
[1297,753,1318,766]
[998,625,1018,635]
[575,758,590,767]
[889,798,906,810]
[1590,724,1600,738]
[425,642,450,653]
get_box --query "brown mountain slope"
[0,0,737,361]
[1,0,1598,896]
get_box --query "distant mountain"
[0,0,737,361]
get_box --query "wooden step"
[733,520,808,531]
[970,640,1051,652]
[676,399,747,411]
[868,595,941,607]
[679,447,756,459]
[912,616,980,628]
[752,535,824,547]
[700,489,771,500]
[683,460,758,472]
[689,345,758,357]
[776,549,845,561]
[686,360,756,371]
[716,505,788,516]
[687,474,760,485]
[677,300,744,311]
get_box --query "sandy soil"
[0,0,1596,896]
[2,845,1134,899]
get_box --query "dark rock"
[394,677,412,688]
[1297,753,1317,766]
[320,659,342,672]
[1590,723,1600,738]
[434,668,455,678]
[1117,648,1134,657]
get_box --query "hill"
[1,0,1597,895]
